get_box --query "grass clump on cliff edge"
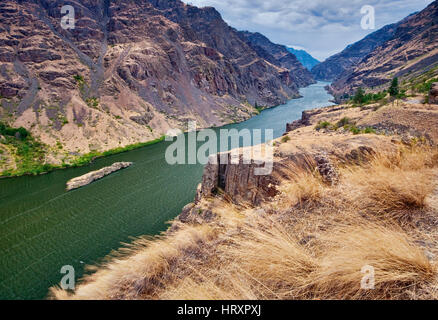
[50,146,438,300]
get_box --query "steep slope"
[311,23,400,82]
[0,0,313,167]
[237,31,315,88]
[287,47,320,71]
[331,1,438,97]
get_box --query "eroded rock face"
[66,162,132,191]
[0,0,314,159]
[429,83,438,104]
[196,152,280,206]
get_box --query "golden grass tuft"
[341,146,438,221]
[312,222,436,299]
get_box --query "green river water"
[0,82,334,299]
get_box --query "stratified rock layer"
[0,0,313,161]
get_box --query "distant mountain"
[330,1,438,97]
[237,31,315,88]
[286,47,320,71]
[311,23,401,82]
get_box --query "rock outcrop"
[66,162,132,191]
[196,151,279,206]
[430,83,438,104]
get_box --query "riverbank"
[0,136,165,179]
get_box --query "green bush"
[315,121,332,130]
[364,127,376,134]
[0,122,29,140]
[351,88,387,106]
[348,125,361,135]
[337,117,351,127]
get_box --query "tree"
[389,77,399,97]
[353,87,365,104]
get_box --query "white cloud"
[183,0,434,61]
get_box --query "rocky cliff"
[0,0,313,162]
[330,1,438,97]
[237,31,315,89]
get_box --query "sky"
[182,0,435,61]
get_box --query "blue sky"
[182,0,435,61]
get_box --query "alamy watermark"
[61,5,75,30]
[361,5,375,30]
[361,265,375,290]
[165,121,274,175]
[60,265,75,290]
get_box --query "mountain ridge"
[287,47,320,71]
[330,1,438,97]
[0,0,314,174]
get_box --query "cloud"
[182,0,434,61]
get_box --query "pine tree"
[389,77,399,97]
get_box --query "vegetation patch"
[315,119,376,135]
[0,121,54,176]
[0,127,165,177]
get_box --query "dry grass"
[52,146,438,300]
[312,222,436,299]
[341,146,438,222]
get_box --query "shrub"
[337,117,351,127]
[315,121,332,130]
[364,127,376,134]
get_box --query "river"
[0,81,334,299]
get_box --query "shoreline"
[0,136,165,179]
[0,86,319,180]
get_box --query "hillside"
[330,1,438,98]
[287,47,320,71]
[51,95,438,300]
[0,0,313,175]
[311,23,400,82]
